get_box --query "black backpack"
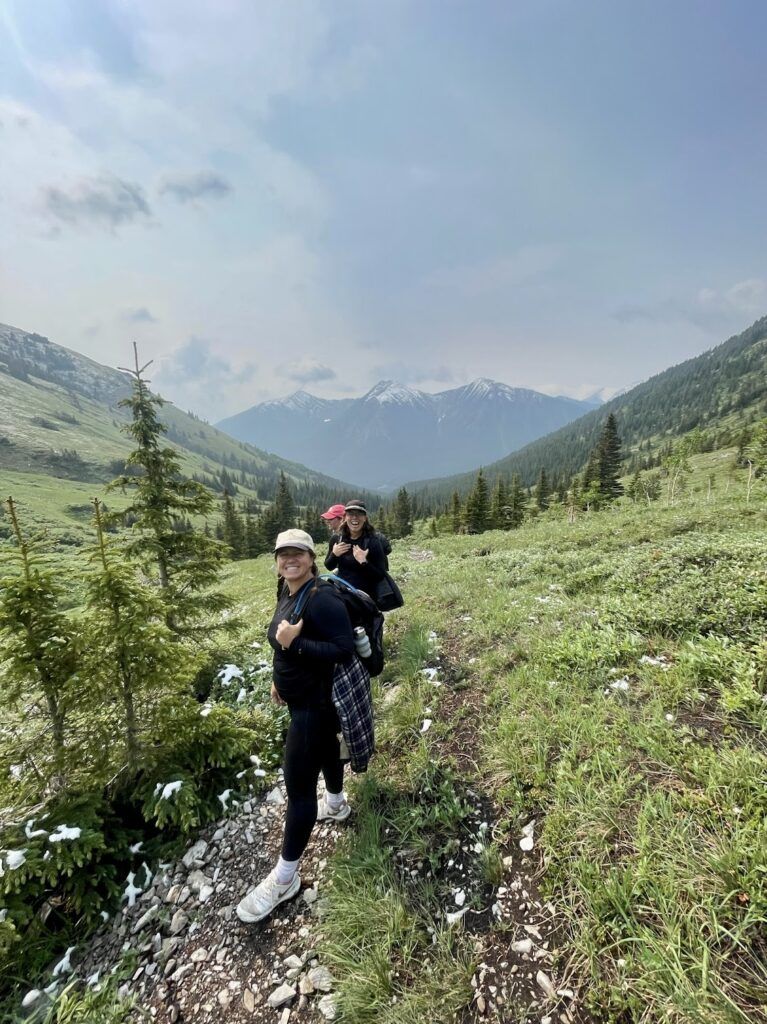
[291,574,385,677]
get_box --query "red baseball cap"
[321,503,346,520]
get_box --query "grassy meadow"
[307,471,767,1022]
[1,451,765,1023]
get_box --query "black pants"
[282,704,344,861]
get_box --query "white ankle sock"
[325,790,346,810]
[274,856,299,885]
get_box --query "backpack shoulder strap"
[289,578,321,623]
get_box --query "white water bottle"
[353,626,372,658]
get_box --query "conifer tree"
[465,469,490,533]
[450,491,463,534]
[221,492,245,558]
[0,497,80,778]
[507,474,526,528]
[597,413,623,500]
[274,472,296,532]
[84,501,194,774]
[109,346,231,634]
[393,487,413,538]
[534,469,551,511]
[490,477,508,529]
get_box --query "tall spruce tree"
[393,487,413,538]
[465,468,490,533]
[109,346,231,635]
[221,492,245,558]
[597,413,623,500]
[534,469,551,511]
[450,490,463,533]
[507,474,526,528]
[490,477,508,529]
[274,472,296,532]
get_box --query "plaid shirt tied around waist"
[332,655,375,773]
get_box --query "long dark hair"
[340,519,376,541]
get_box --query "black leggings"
[282,704,344,861]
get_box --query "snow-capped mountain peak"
[362,380,429,407]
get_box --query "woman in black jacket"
[324,500,387,597]
[236,529,354,923]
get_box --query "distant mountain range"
[406,315,767,499]
[216,380,599,490]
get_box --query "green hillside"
[0,324,373,543]
[407,316,767,500]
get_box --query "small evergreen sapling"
[83,500,196,775]
[108,345,232,636]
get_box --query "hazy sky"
[2,1,766,419]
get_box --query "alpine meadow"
[3,5,767,1022]
[1,314,766,1024]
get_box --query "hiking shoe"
[317,796,351,822]
[236,870,301,923]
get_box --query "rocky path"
[74,774,346,1023]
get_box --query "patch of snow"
[218,789,233,811]
[25,819,47,839]
[218,664,243,687]
[420,719,432,733]
[609,678,630,692]
[154,780,183,800]
[49,825,82,843]
[236,687,247,703]
[129,841,143,854]
[200,703,213,717]
[86,971,100,988]
[453,889,466,907]
[52,946,76,976]
[253,768,266,777]
[22,990,42,1009]
[6,849,27,869]
[420,668,438,681]
[123,872,142,908]
[9,764,23,780]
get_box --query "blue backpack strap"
[289,579,318,623]
[316,573,362,596]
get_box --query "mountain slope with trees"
[406,316,767,501]
[0,324,374,542]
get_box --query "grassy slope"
[0,367,362,544]
[305,459,766,1023]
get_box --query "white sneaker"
[317,797,351,822]
[236,870,301,923]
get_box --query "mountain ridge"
[216,378,596,490]
[404,315,767,499]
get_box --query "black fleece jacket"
[268,581,354,707]
[323,533,387,594]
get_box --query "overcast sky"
[2,1,766,419]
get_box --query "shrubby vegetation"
[0,356,279,1010]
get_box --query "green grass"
[317,467,767,1023]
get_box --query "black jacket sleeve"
[325,535,339,571]
[353,536,387,583]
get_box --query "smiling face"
[275,546,315,592]
[345,510,366,538]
